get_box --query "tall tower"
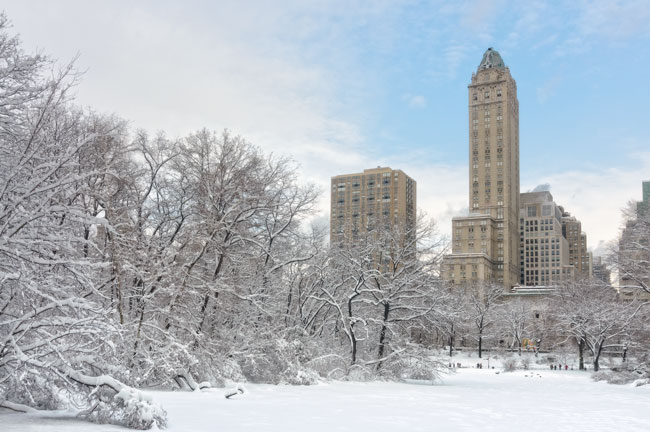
[442,48,520,290]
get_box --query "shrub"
[503,357,518,372]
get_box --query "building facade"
[592,256,611,285]
[619,180,650,299]
[637,180,650,216]
[443,48,520,290]
[330,167,416,245]
[559,208,591,277]
[519,191,573,286]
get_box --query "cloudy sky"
[4,0,650,252]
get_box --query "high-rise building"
[518,191,573,286]
[619,180,650,299]
[442,48,520,290]
[330,167,416,245]
[559,208,591,277]
[592,256,611,285]
[637,180,649,216]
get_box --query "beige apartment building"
[559,208,591,277]
[519,191,573,286]
[330,167,416,245]
[442,48,520,290]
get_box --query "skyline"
[4,1,650,252]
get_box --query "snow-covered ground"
[4,364,650,431]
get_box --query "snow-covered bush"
[376,345,445,382]
[592,360,649,385]
[306,354,349,380]
[238,338,319,385]
[346,364,375,381]
[2,373,63,411]
[503,357,518,372]
[85,386,167,430]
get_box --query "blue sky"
[4,0,650,250]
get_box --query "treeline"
[0,15,450,429]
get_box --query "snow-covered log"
[224,384,246,399]
[0,399,39,413]
[64,369,166,429]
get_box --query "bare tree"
[308,216,449,379]
[498,298,532,355]
[464,282,503,358]
[440,284,467,357]
[0,16,165,428]
[367,217,447,370]
[551,277,643,372]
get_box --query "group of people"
[550,364,570,370]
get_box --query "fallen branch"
[0,399,39,413]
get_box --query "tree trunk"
[195,233,229,335]
[593,341,604,372]
[348,296,357,365]
[478,333,483,359]
[449,324,455,357]
[578,338,585,371]
[376,302,390,370]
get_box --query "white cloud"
[441,43,472,77]
[536,75,563,103]
[3,0,373,208]
[403,94,427,108]
[522,152,650,248]
[458,0,504,33]
[576,0,650,39]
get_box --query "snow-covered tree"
[497,298,532,355]
[440,284,468,357]
[308,216,449,379]
[95,127,324,387]
[551,277,643,372]
[463,282,502,358]
[0,15,165,428]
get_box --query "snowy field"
[4,365,650,432]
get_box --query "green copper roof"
[478,47,505,71]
